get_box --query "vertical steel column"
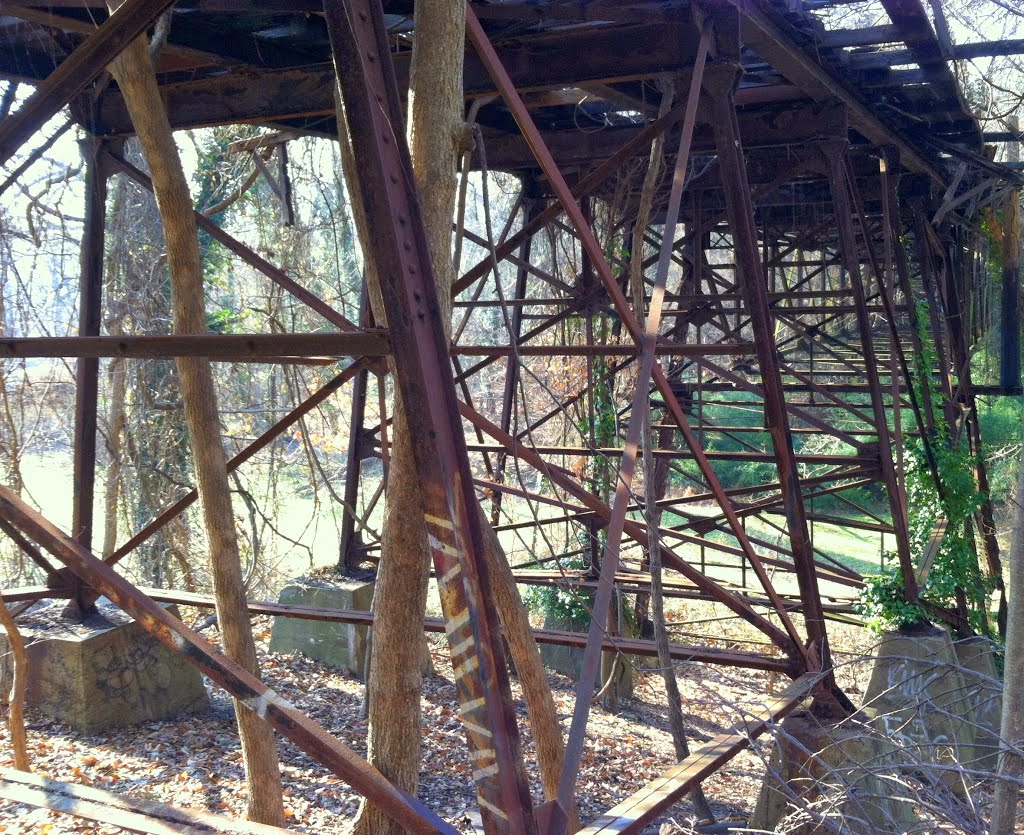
[914,210,957,425]
[1001,116,1020,389]
[71,138,108,610]
[339,367,369,570]
[492,199,537,526]
[880,158,906,503]
[883,150,936,436]
[339,288,371,572]
[821,143,917,600]
[702,62,836,688]
[939,226,997,634]
[324,2,535,830]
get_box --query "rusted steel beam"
[339,282,375,572]
[89,19,704,136]
[692,476,879,538]
[339,364,370,570]
[104,363,364,570]
[451,343,754,357]
[490,199,537,525]
[580,673,821,834]
[702,59,834,695]
[464,444,875,465]
[522,27,787,820]
[453,303,583,384]
[884,153,935,435]
[663,380,905,396]
[724,0,943,181]
[465,13,804,684]
[0,766,290,835]
[0,0,178,165]
[459,227,574,296]
[473,475,868,589]
[481,101,846,173]
[0,485,455,835]
[106,151,360,334]
[925,220,1003,627]
[1,333,389,359]
[325,0,535,829]
[71,139,108,569]
[687,356,869,450]
[1001,142,1022,374]
[137,588,794,673]
[657,424,882,437]
[879,0,980,147]
[485,467,870,525]
[914,213,956,423]
[0,586,53,603]
[453,98,697,296]
[458,400,799,654]
[821,143,917,601]
[776,362,879,427]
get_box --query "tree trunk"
[100,176,128,559]
[350,0,464,831]
[991,441,1024,834]
[480,517,579,831]
[103,16,285,826]
[100,353,125,559]
[0,595,28,771]
[337,1,570,829]
[354,405,432,835]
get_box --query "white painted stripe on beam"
[441,562,463,586]
[453,655,479,679]
[446,609,471,636]
[452,635,475,658]
[243,688,293,719]
[474,763,500,781]
[461,696,486,714]
[470,748,496,761]
[461,720,493,738]
[424,513,454,530]
[477,796,509,822]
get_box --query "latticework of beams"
[0,0,1014,831]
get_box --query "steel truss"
[0,0,1014,831]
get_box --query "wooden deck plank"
[579,673,821,834]
[0,767,289,834]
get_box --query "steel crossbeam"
[0,0,179,165]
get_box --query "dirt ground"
[0,610,1006,833]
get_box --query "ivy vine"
[857,299,994,633]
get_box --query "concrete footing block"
[539,612,634,700]
[0,600,209,733]
[862,625,976,777]
[269,576,375,676]
[750,625,1006,832]
[749,709,916,834]
[269,575,434,679]
[951,636,1003,771]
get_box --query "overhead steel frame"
[0,0,1010,832]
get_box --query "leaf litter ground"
[0,612,876,834]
